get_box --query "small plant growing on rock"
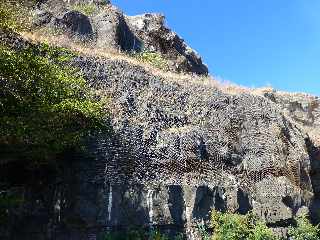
[70,3,98,16]
[133,51,170,71]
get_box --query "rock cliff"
[1,1,320,240]
[33,0,208,75]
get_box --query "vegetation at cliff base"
[207,211,320,240]
[104,229,184,240]
[288,215,320,240]
[210,210,275,240]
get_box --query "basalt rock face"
[262,90,320,146]
[125,13,208,75]
[68,57,315,238]
[262,89,320,223]
[33,0,208,75]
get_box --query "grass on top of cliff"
[0,39,109,161]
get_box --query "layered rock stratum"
[1,0,320,239]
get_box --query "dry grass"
[20,30,257,95]
[22,31,316,100]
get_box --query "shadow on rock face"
[168,185,184,226]
[192,186,227,222]
[61,11,93,37]
[236,189,252,214]
[305,137,320,223]
[192,186,215,221]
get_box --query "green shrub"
[103,230,182,240]
[0,0,33,31]
[0,43,108,160]
[133,51,170,71]
[210,211,276,240]
[211,210,252,240]
[197,223,211,240]
[104,230,143,240]
[288,215,320,240]
[248,222,275,240]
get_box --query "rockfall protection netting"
[72,57,312,197]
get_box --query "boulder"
[32,9,53,27]
[60,10,93,37]
[91,5,140,51]
[126,13,208,75]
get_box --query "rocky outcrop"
[61,10,93,37]
[125,13,208,74]
[261,89,320,224]
[33,0,208,75]
[91,4,139,51]
[262,90,320,146]
[69,56,314,237]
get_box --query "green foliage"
[133,51,170,71]
[103,229,182,240]
[288,215,320,240]
[0,0,33,32]
[71,3,98,16]
[149,230,169,240]
[174,233,184,240]
[210,211,320,240]
[39,42,78,64]
[0,43,108,160]
[211,211,276,240]
[248,222,275,240]
[211,210,252,240]
[104,230,140,240]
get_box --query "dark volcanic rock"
[126,13,208,75]
[59,54,313,238]
[32,9,53,27]
[92,5,140,51]
[61,10,93,37]
[34,0,208,75]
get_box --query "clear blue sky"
[112,0,320,96]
